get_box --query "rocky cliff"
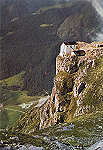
[39,41,103,129]
[13,41,103,134]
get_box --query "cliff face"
[13,41,103,133]
[40,41,103,129]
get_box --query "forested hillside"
[0,0,100,95]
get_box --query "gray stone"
[88,140,103,150]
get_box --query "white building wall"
[60,43,66,57]
[60,43,75,57]
[65,45,73,54]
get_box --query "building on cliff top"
[59,41,78,57]
[91,42,103,48]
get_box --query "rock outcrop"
[13,41,103,132]
[39,41,103,129]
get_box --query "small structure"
[91,42,103,48]
[73,50,86,56]
[97,44,103,47]
[59,41,77,57]
[95,43,103,48]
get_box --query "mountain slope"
[0,1,100,95]
[5,42,103,150]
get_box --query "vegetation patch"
[40,107,103,149]
[6,32,14,36]
[0,72,42,129]
[82,56,103,107]
[0,71,25,87]
[12,106,40,134]
[36,2,73,13]
[40,24,53,27]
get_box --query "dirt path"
[35,95,50,108]
[5,108,24,113]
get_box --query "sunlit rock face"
[40,41,103,128]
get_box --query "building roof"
[64,41,78,45]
